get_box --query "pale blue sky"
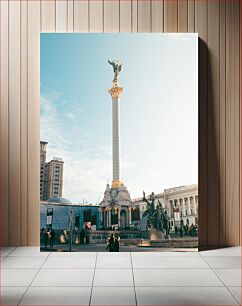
[40,33,198,204]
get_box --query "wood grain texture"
[151,0,163,32]
[120,0,132,32]
[56,0,67,32]
[188,0,195,33]
[207,0,220,246]
[0,0,241,247]
[225,0,240,246]
[27,1,40,245]
[178,0,188,33]
[20,0,28,245]
[67,0,74,32]
[74,0,88,32]
[41,0,56,32]
[219,0,226,247]
[195,0,208,248]
[132,0,138,32]
[104,0,119,32]
[164,0,178,32]
[137,0,151,32]
[0,0,9,246]
[90,0,103,32]
[9,0,21,245]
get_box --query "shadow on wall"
[198,38,220,251]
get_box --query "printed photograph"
[40,33,198,252]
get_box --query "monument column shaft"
[112,97,120,183]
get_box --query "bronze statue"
[143,191,170,238]
[108,60,123,84]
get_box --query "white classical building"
[133,184,198,232]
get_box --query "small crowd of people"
[41,228,56,248]
[106,233,120,252]
[175,223,198,237]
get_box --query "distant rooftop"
[47,197,71,204]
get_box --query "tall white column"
[112,97,120,183]
[193,196,197,215]
[182,198,186,216]
[187,197,191,215]
[108,83,123,188]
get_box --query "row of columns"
[99,207,132,228]
[170,196,198,216]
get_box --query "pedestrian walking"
[114,234,120,252]
[43,229,49,247]
[49,229,55,248]
[106,234,115,252]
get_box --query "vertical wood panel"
[90,0,103,32]
[151,0,163,32]
[137,0,151,32]
[132,0,138,32]
[104,0,119,32]
[0,1,9,245]
[178,0,188,33]
[164,0,178,32]
[195,0,208,248]
[240,0,242,248]
[225,0,240,246]
[219,0,226,247]
[120,0,132,32]
[207,0,220,246]
[188,0,195,32]
[41,0,56,32]
[56,0,67,32]
[28,1,40,245]
[9,0,21,246]
[0,0,240,247]
[74,0,88,32]
[20,0,28,245]
[67,0,74,32]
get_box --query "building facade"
[40,141,48,200]
[40,198,100,230]
[40,141,64,201]
[133,184,198,232]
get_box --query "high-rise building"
[40,141,48,200]
[45,158,64,199]
[40,141,64,201]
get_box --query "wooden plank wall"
[0,0,240,248]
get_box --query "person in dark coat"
[80,228,85,245]
[49,229,55,248]
[43,229,49,247]
[114,234,120,252]
[106,234,114,252]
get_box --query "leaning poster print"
[40,33,198,252]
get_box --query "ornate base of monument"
[99,183,133,229]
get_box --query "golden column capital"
[108,82,123,99]
[112,179,121,188]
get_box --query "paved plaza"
[0,246,241,305]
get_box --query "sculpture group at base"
[142,191,171,240]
